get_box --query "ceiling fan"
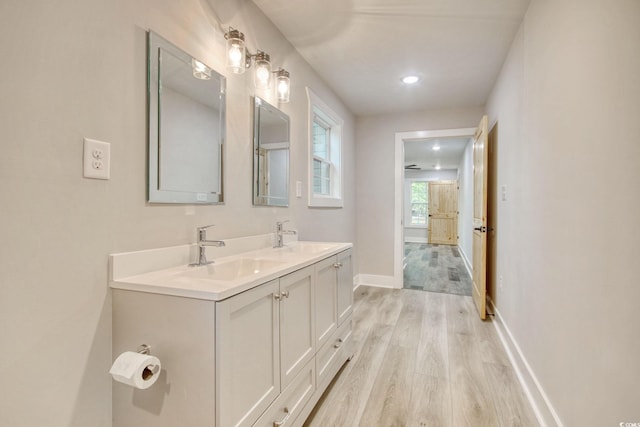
[404,164,421,170]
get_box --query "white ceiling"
[404,137,470,171]
[252,0,531,116]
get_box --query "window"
[312,116,331,195]
[410,181,428,226]
[307,87,343,207]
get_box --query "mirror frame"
[252,96,290,207]
[147,30,226,204]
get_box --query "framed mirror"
[147,31,225,204]
[253,97,290,206]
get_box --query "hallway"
[403,243,473,296]
[304,286,538,426]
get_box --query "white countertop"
[109,240,352,301]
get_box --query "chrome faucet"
[275,220,297,248]
[190,224,225,266]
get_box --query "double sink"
[186,242,337,282]
[110,240,350,301]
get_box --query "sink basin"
[185,258,287,281]
[273,242,337,254]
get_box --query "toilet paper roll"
[109,351,161,390]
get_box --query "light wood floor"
[304,286,538,427]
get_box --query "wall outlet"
[499,275,504,290]
[501,184,507,201]
[83,138,110,180]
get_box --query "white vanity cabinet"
[110,240,353,427]
[216,266,315,427]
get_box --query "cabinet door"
[336,249,354,326]
[216,279,280,427]
[279,266,315,388]
[314,256,337,350]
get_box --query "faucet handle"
[277,220,291,228]
[197,224,215,241]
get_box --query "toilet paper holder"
[137,344,160,375]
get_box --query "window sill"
[405,225,427,229]
[309,195,343,208]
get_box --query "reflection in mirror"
[148,31,225,204]
[253,97,290,206]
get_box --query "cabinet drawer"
[315,318,352,389]
[254,359,316,427]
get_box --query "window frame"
[405,179,429,228]
[307,87,344,207]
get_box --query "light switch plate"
[83,138,110,180]
[296,181,302,198]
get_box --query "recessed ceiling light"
[435,165,441,170]
[432,145,441,151]
[402,76,419,85]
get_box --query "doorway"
[395,128,476,293]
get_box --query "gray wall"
[456,139,474,265]
[356,108,483,277]
[0,0,355,425]
[486,0,640,424]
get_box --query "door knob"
[474,226,487,232]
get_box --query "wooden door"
[428,181,458,245]
[472,115,489,319]
[279,266,315,388]
[216,279,280,427]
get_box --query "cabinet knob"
[274,291,289,301]
[333,262,343,269]
[273,407,291,427]
[334,338,344,349]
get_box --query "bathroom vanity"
[110,236,353,427]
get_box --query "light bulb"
[228,45,243,68]
[276,69,290,103]
[402,75,419,84]
[256,66,270,84]
[253,52,271,89]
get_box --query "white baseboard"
[488,298,563,427]
[404,237,428,243]
[458,246,473,279]
[354,274,396,289]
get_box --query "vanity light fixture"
[224,27,290,95]
[253,51,272,90]
[275,68,290,103]
[191,59,211,80]
[224,28,247,74]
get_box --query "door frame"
[394,127,476,288]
